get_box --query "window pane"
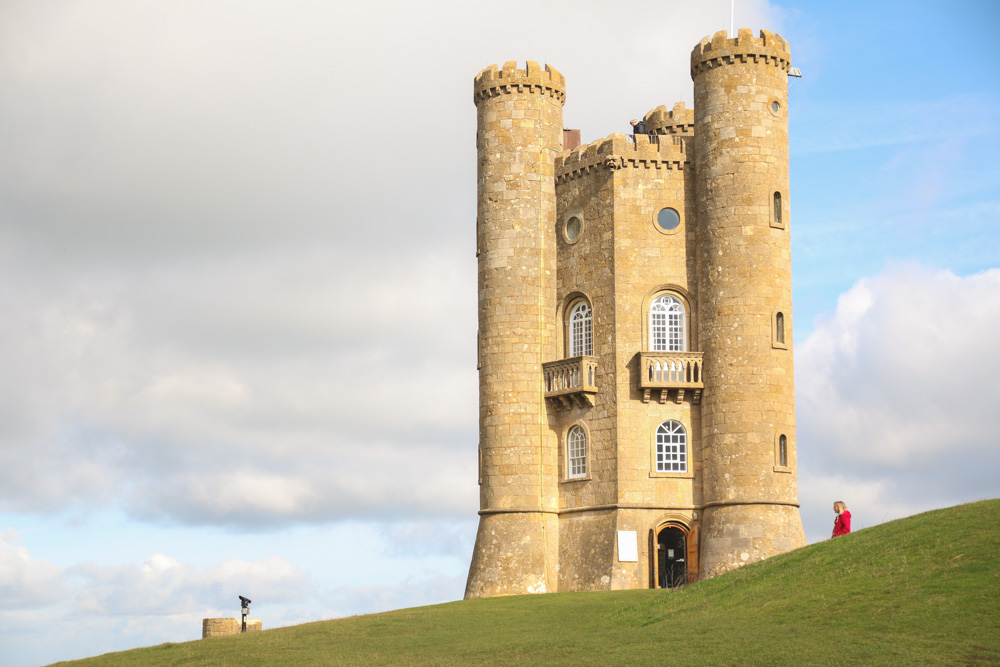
[650,296,686,352]
[568,426,587,478]
[655,420,687,473]
[569,303,593,357]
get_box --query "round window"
[771,100,781,114]
[565,216,582,242]
[656,208,681,231]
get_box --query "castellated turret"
[692,29,806,576]
[465,62,565,598]
[466,30,806,599]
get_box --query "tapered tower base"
[699,504,805,578]
[465,512,559,598]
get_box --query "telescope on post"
[239,596,251,633]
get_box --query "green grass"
[54,500,1000,666]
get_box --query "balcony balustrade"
[542,355,598,410]
[639,351,704,404]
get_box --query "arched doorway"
[651,522,699,588]
[657,526,687,588]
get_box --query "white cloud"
[0,528,66,610]
[796,264,1000,542]
[68,552,310,616]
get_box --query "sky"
[1,1,998,665]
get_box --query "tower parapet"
[473,61,565,105]
[555,133,689,184]
[644,102,694,136]
[690,28,790,76]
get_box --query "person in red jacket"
[832,501,851,537]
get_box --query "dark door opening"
[657,526,687,588]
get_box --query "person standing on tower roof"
[832,501,851,537]
[630,118,647,141]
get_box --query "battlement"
[645,102,695,136]
[691,29,790,77]
[555,132,688,184]
[474,61,566,106]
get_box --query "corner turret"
[691,29,806,578]
[466,61,564,599]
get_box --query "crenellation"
[474,61,567,105]
[556,133,689,184]
[645,102,695,136]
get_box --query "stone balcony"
[639,351,704,404]
[543,355,598,410]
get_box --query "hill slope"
[56,499,1000,666]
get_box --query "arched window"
[776,312,785,345]
[567,426,587,478]
[568,301,593,357]
[649,295,686,352]
[656,420,687,473]
[773,191,782,226]
[778,434,788,467]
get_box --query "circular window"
[656,208,681,232]
[771,101,780,113]
[565,216,582,241]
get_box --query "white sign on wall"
[617,530,638,562]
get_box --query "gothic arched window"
[656,420,687,473]
[568,301,593,357]
[650,295,686,352]
[567,425,587,479]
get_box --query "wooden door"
[685,524,700,583]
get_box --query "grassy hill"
[55,499,1000,666]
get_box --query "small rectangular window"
[771,191,785,229]
[772,310,788,350]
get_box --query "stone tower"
[466,30,806,599]
[692,29,806,577]
[465,62,565,597]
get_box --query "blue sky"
[1,1,998,665]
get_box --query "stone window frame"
[652,204,685,237]
[649,419,694,478]
[772,309,789,350]
[559,291,595,358]
[562,421,592,483]
[770,190,785,230]
[562,211,585,245]
[774,432,793,474]
[641,286,695,353]
[768,97,784,118]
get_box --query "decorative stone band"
[479,508,560,516]
[690,28,791,77]
[480,499,800,516]
[702,499,801,509]
[473,61,566,106]
[555,133,689,184]
[559,504,699,515]
[644,102,695,136]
